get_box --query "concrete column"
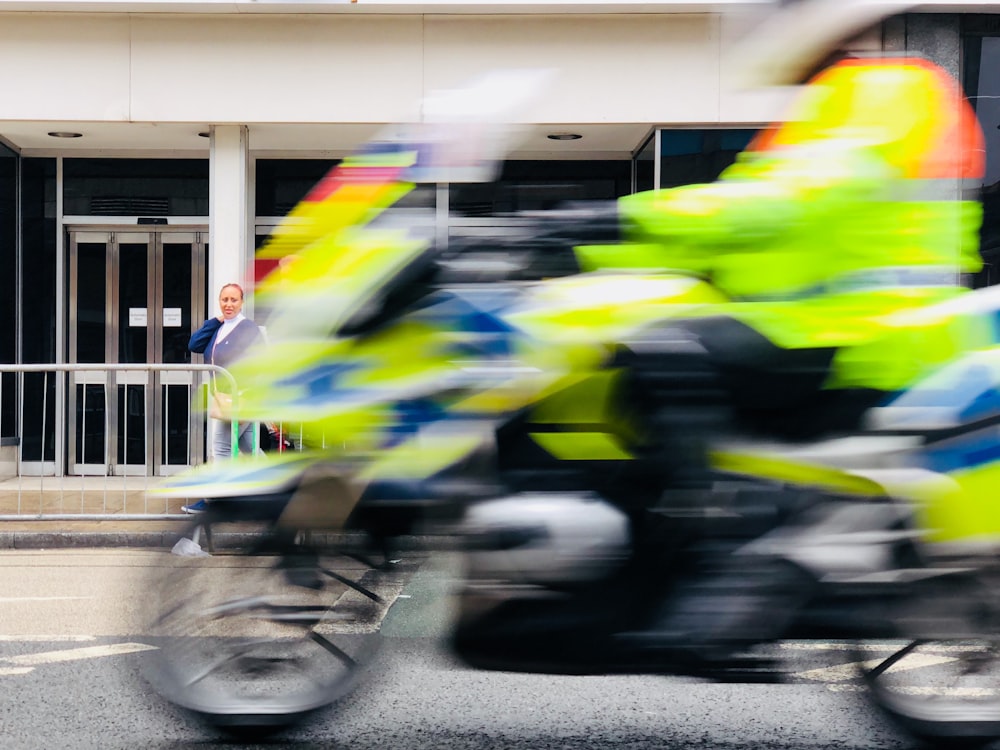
[899,14,969,284]
[881,15,906,54]
[208,124,252,316]
[904,14,961,81]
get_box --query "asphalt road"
[0,549,938,750]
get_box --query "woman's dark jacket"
[188,318,262,394]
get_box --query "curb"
[0,530,189,550]
[0,530,442,551]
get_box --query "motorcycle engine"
[460,493,631,587]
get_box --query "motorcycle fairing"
[710,332,1000,548]
[155,271,725,502]
[575,248,985,397]
[148,451,325,499]
[220,267,726,444]
[505,272,728,343]
[869,350,1000,546]
[708,437,908,504]
[820,285,998,393]
[162,69,997,552]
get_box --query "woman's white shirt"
[215,313,246,346]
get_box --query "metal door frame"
[157,230,208,475]
[66,226,207,476]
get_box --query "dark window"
[449,160,631,218]
[634,133,655,193]
[963,28,1000,287]
[255,159,435,218]
[0,144,15,439]
[256,159,339,217]
[20,158,56,461]
[63,158,209,217]
[659,129,758,189]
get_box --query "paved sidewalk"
[0,475,186,516]
[0,475,195,549]
[0,478,438,551]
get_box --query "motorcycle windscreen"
[253,70,554,342]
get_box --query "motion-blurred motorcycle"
[140,71,1000,748]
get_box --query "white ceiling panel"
[4,121,656,159]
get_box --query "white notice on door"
[128,308,148,327]
[163,308,182,327]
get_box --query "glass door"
[67,228,206,476]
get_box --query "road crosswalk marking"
[792,653,958,683]
[0,642,158,675]
[2,643,157,666]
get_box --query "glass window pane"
[161,242,193,365]
[118,384,145,465]
[20,158,56,461]
[63,158,209,216]
[449,160,631,218]
[75,383,106,466]
[118,242,148,364]
[964,33,1000,288]
[162,385,189,466]
[256,159,338,216]
[0,143,15,439]
[633,133,655,193]
[75,242,106,363]
[255,158,435,217]
[659,129,757,189]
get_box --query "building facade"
[0,1,995,476]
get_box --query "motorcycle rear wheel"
[142,512,412,733]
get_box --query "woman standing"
[188,282,264,462]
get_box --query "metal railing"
[0,363,243,520]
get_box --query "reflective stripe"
[529,432,634,461]
[896,178,982,201]
[830,266,958,291]
[739,266,958,302]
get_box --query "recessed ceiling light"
[547,133,582,141]
[197,132,211,138]
[48,131,82,139]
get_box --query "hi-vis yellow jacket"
[615,57,987,390]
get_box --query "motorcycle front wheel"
[860,573,1000,748]
[862,639,1000,748]
[142,507,415,734]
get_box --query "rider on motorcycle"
[542,48,986,473]
[549,30,987,655]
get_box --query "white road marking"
[888,685,1000,697]
[1,642,157,666]
[827,685,866,693]
[774,641,1000,697]
[0,635,96,642]
[793,653,958,683]
[782,642,895,652]
[828,683,1000,696]
[0,597,95,602]
[0,667,33,676]
[781,641,991,654]
[317,575,410,635]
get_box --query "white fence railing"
[0,363,242,520]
